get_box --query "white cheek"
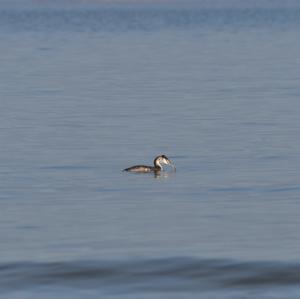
[157,159,163,167]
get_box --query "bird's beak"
[167,158,176,172]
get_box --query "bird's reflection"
[153,171,175,179]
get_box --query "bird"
[123,155,176,173]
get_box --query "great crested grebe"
[123,155,176,173]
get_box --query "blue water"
[1,1,300,298]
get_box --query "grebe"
[123,155,176,173]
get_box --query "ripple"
[1,257,300,293]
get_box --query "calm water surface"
[1,1,300,298]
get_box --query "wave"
[1,257,300,293]
[1,8,300,33]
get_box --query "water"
[1,1,300,298]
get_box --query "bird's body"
[123,155,175,173]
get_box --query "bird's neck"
[154,158,163,170]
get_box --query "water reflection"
[154,171,176,179]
